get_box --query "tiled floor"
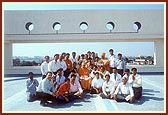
[3,74,165,113]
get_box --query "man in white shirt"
[110,67,122,90]
[48,54,61,75]
[116,53,126,76]
[41,55,50,79]
[58,53,67,74]
[114,76,134,103]
[99,66,110,80]
[69,74,83,99]
[100,74,115,99]
[36,72,56,106]
[128,68,142,100]
[108,49,116,74]
[90,72,104,94]
[71,52,77,68]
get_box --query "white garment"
[48,60,61,73]
[58,60,67,71]
[114,82,134,101]
[109,55,116,67]
[91,77,104,88]
[37,78,55,95]
[102,80,115,95]
[70,80,83,94]
[41,61,49,75]
[128,74,142,87]
[110,73,122,86]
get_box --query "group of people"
[26,49,142,106]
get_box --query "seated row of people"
[26,67,142,105]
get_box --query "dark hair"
[46,71,52,76]
[54,54,59,57]
[113,67,117,70]
[72,52,76,55]
[65,78,70,82]
[45,55,50,59]
[71,74,76,78]
[95,72,99,75]
[118,53,122,56]
[28,72,33,75]
[109,49,113,52]
[125,69,130,73]
[131,68,137,71]
[105,74,110,78]
[71,69,76,73]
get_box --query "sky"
[4,3,164,57]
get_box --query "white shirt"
[100,71,110,80]
[48,60,61,73]
[58,60,67,71]
[70,57,77,64]
[109,55,116,67]
[116,59,125,70]
[41,61,49,75]
[91,77,104,88]
[123,74,130,80]
[70,80,83,94]
[37,78,55,95]
[110,73,122,86]
[102,80,115,95]
[128,74,142,88]
[114,82,134,97]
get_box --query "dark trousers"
[117,69,124,76]
[90,87,102,94]
[36,92,56,104]
[64,69,71,79]
[133,87,142,100]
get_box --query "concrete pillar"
[154,40,164,67]
[4,42,13,69]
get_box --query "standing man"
[58,53,67,74]
[26,72,39,102]
[48,54,61,75]
[71,52,77,68]
[41,55,50,79]
[116,53,126,76]
[109,49,116,74]
[64,53,73,78]
[128,68,142,100]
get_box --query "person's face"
[54,55,59,61]
[110,51,113,55]
[118,55,122,59]
[45,57,50,62]
[57,70,62,76]
[72,53,76,57]
[71,76,76,82]
[100,67,105,72]
[122,77,127,84]
[125,71,130,75]
[113,69,117,74]
[47,73,53,80]
[95,73,99,79]
[29,73,33,80]
[65,80,70,85]
[106,76,110,81]
[132,69,137,75]
[93,66,97,71]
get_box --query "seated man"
[56,78,71,103]
[26,72,39,102]
[69,74,83,99]
[36,72,56,106]
[55,68,66,90]
[114,76,134,103]
[78,62,91,92]
[90,72,104,94]
[128,68,142,100]
[100,74,115,99]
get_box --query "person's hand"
[64,97,69,102]
[52,92,56,97]
[113,94,117,101]
[129,97,134,103]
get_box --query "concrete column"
[4,42,13,69]
[154,40,164,67]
